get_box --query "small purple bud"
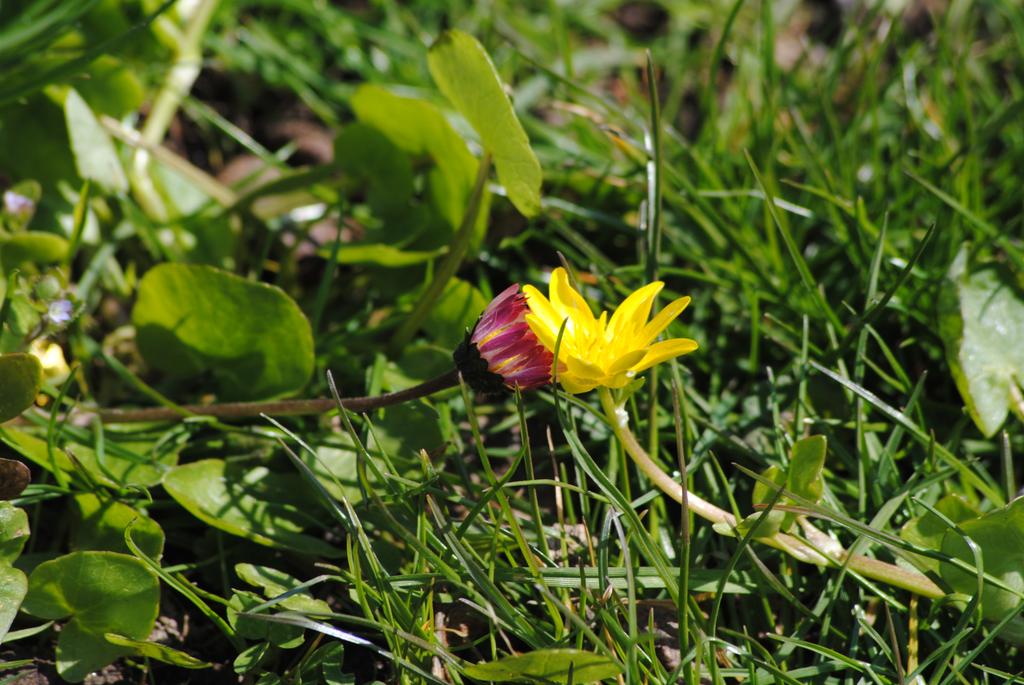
[48,299,74,325]
[3,190,34,217]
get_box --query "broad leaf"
[751,465,786,507]
[938,246,1024,436]
[787,435,827,503]
[236,563,330,614]
[71,493,164,560]
[424,277,488,348]
[0,231,69,272]
[350,84,485,235]
[22,551,160,682]
[163,459,341,558]
[133,264,314,400]
[334,123,413,221]
[0,501,29,563]
[899,494,980,575]
[304,402,443,504]
[428,30,541,217]
[0,427,177,489]
[940,497,1024,621]
[0,564,27,644]
[296,642,351,685]
[63,88,127,192]
[0,353,41,423]
[462,648,621,683]
[0,501,29,643]
[227,590,305,648]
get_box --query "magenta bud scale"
[453,284,554,393]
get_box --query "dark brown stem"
[76,369,461,424]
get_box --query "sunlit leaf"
[163,459,341,558]
[462,648,620,683]
[104,633,211,669]
[133,264,314,400]
[0,231,69,271]
[22,551,159,682]
[0,501,29,643]
[787,435,826,503]
[63,88,127,192]
[0,353,41,423]
[236,563,329,614]
[350,84,485,235]
[424,277,488,348]
[941,497,1024,621]
[0,427,176,489]
[938,246,1024,436]
[427,30,541,217]
[900,494,980,574]
[71,492,164,560]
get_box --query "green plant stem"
[390,152,492,352]
[597,387,945,599]
[52,369,460,425]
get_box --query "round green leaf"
[940,497,1024,621]
[427,30,542,217]
[462,648,621,683]
[0,353,41,423]
[71,493,164,560]
[0,501,29,643]
[938,246,1024,437]
[0,564,27,644]
[163,459,340,558]
[22,551,160,682]
[132,264,314,400]
[0,501,30,564]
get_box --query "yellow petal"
[607,281,663,339]
[523,284,564,336]
[607,349,647,374]
[638,295,691,346]
[631,338,699,373]
[558,373,597,394]
[565,354,607,381]
[604,371,633,389]
[525,312,559,351]
[550,268,595,330]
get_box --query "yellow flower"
[29,339,70,384]
[523,268,698,393]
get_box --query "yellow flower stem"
[597,387,945,599]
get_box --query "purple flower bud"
[3,190,34,217]
[47,299,74,325]
[453,284,554,393]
